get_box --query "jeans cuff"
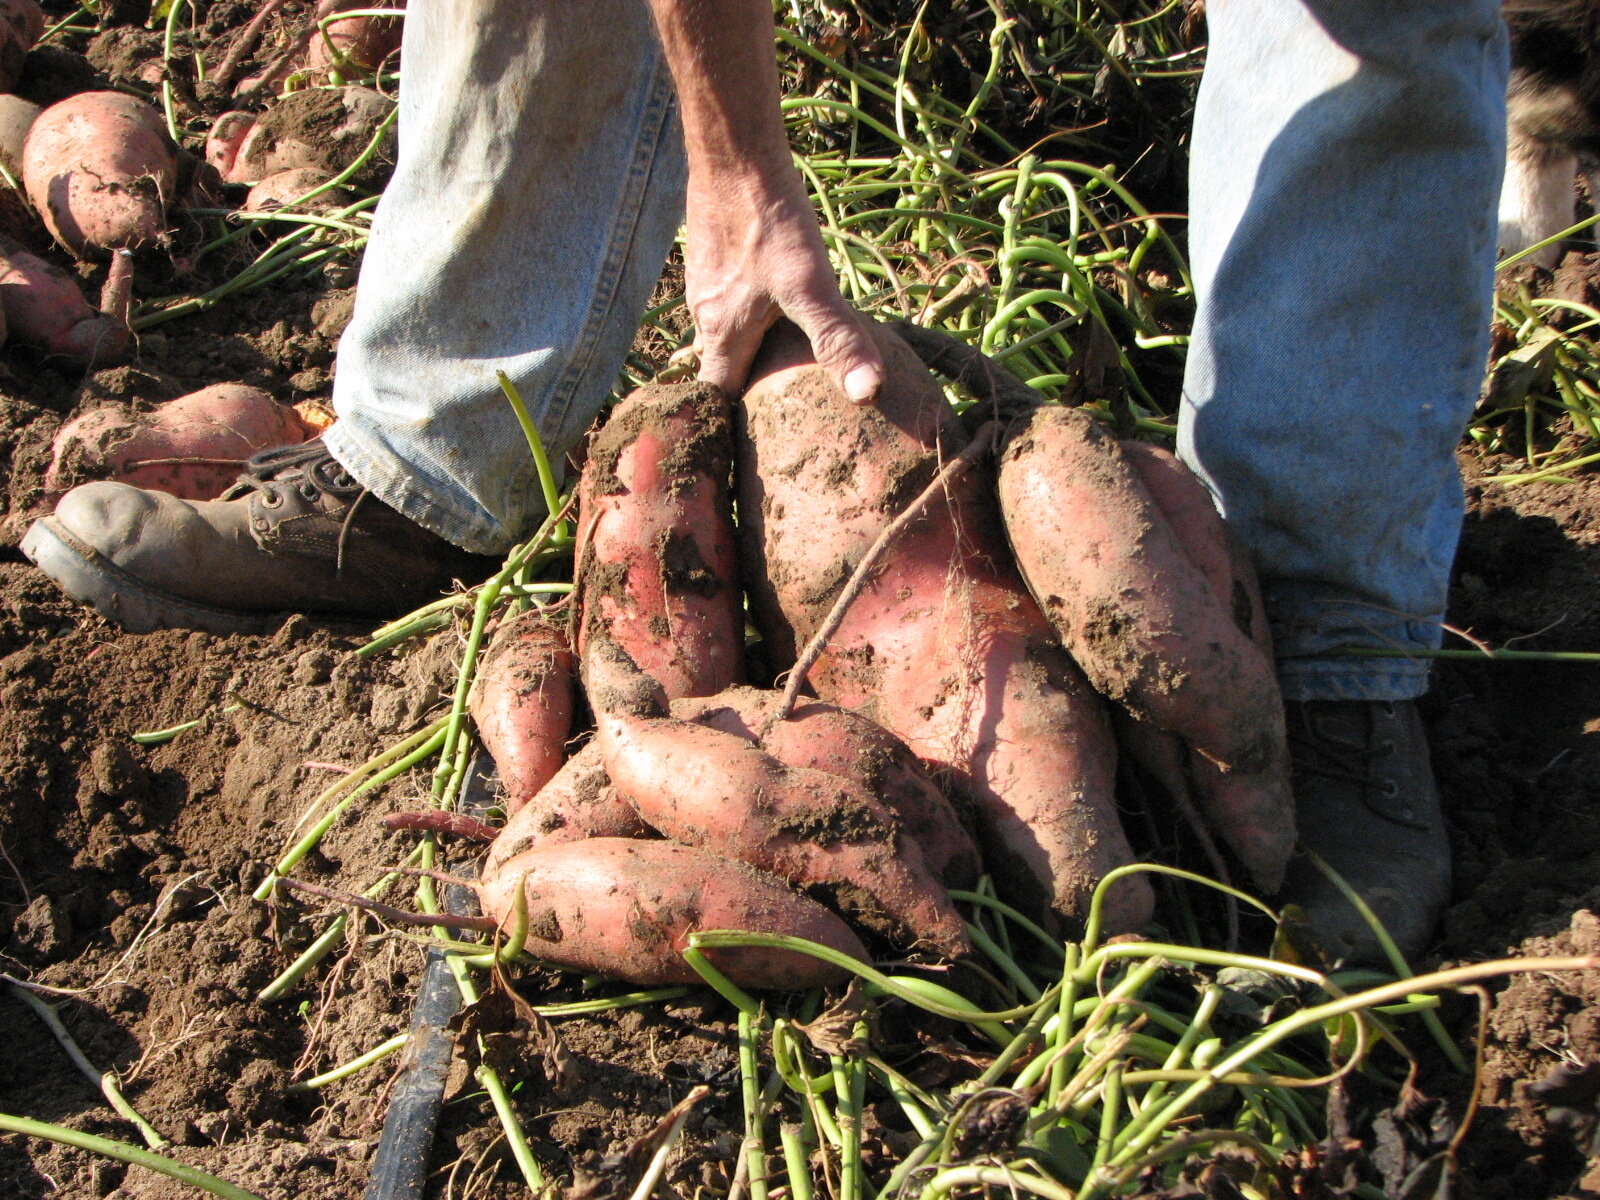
[1276,655,1432,702]
[323,421,507,556]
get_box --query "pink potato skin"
[469,613,575,813]
[1117,441,1295,892]
[574,382,743,709]
[0,236,124,361]
[671,686,980,889]
[483,740,652,876]
[591,674,971,958]
[205,112,256,182]
[306,1,404,77]
[997,407,1285,779]
[43,385,313,503]
[737,323,1151,933]
[244,168,338,212]
[478,838,868,990]
[23,92,179,258]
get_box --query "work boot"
[1276,699,1451,967]
[22,439,496,635]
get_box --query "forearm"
[644,0,791,178]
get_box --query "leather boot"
[22,439,497,635]
[1277,699,1451,967]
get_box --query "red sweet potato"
[205,111,256,183]
[305,0,403,78]
[244,168,344,212]
[483,740,652,876]
[671,686,979,889]
[0,93,39,177]
[587,639,969,957]
[228,86,393,188]
[469,612,575,813]
[1117,440,1295,891]
[0,235,126,361]
[478,838,867,990]
[997,407,1285,779]
[737,323,1150,933]
[574,381,743,711]
[43,385,313,503]
[22,92,179,257]
[0,0,43,93]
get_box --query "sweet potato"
[305,0,403,78]
[737,322,1150,932]
[42,385,313,502]
[484,741,652,875]
[0,93,40,177]
[0,0,43,93]
[997,406,1285,780]
[575,382,743,710]
[228,86,394,188]
[479,838,867,990]
[244,168,344,212]
[469,612,574,813]
[22,91,179,257]
[0,234,127,361]
[587,639,969,956]
[671,686,979,889]
[1117,440,1295,891]
[204,111,256,183]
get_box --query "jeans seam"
[540,56,677,449]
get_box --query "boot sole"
[21,516,283,636]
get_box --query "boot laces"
[1290,702,1407,811]
[222,438,369,573]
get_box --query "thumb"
[794,305,885,405]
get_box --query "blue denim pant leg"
[323,0,687,556]
[1178,0,1508,702]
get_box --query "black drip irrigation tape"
[364,754,495,1200]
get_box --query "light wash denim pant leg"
[323,0,687,556]
[1178,0,1508,701]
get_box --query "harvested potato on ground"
[575,381,743,710]
[0,93,40,177]
[1116,440,1295,891]
[478,838,868,990]
[23,91,178,257]
[672,686,980,889]
[483,741,652,875]
[228,86,393,187]
[738,322,1150,933]
[204,110,255,182]
[587,639,971,957]
[244,168,345,212]
[306,0,403,78]
[469,612,574,812]
[43,385,313,502]
[0,234,126,360]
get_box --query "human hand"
[683,159,884,404]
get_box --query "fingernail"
[844,365,880,404]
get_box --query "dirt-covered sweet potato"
[575,381,743,710]
[483,741,652,875]
[204,111,255,182]
[22,91,178,257]
[587,640,969,956]
[42,385,313,503]
[1117,440,1295,891]
[243,168,344,212]
[998,406,1286,781]
[0,234,126,360]
[469,612,574,813]
[227,86,394,188]
[305,0,403,78]
[478,838,867,990]
[672,686,979,889]
[738,322,1149,932]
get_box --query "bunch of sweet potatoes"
[450,323,1295,989]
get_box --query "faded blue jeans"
[325,0,1507,702]
[1178,0,1508,701]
